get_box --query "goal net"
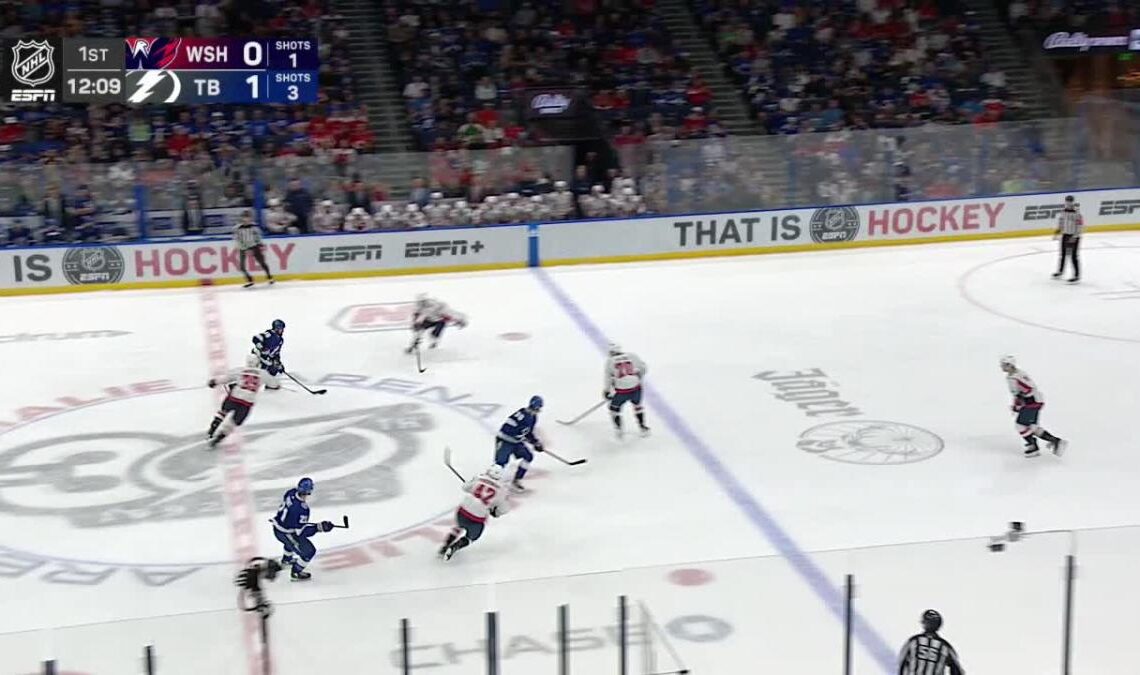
[632,597,689,675]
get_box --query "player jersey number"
[473,483,498,506]
[916,645,939,661]
[615,361,636,377]
[239,373,261,392]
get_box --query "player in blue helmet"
[493,395,544,491]
[252,319,286,389]
[271,477,337,581]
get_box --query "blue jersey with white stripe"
[272,488,311,535]
[253,330,283,361]
[497,407,539,444]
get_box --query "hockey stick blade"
[545,449,588,466]
[283,370,328,395]
[556,400,607,425]
[443,446,466,482]
[331,515,350,529]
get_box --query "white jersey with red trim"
[414,297,467,327]
[218,366,266,405]
[605,352,647,395]
[458,474,512,523]
[1006,368,1042,408]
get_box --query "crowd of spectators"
[690,0,1027,134]
[386,0,723,150]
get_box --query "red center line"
[198,281,267,675]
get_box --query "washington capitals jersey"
[272,488,313,536]
[497,408,539,445]
[253,330,283,360]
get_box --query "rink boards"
[1,187,1138,295]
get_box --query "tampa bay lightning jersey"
[253,330,283,361]
[497,407,539,445]
[272,488,312,535]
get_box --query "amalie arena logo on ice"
[0,374,504,587]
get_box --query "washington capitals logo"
[125,37,182,70]
[10,40,54,87]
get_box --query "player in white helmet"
[206,353,266,448]
[404,203,427,229]
[547,180,575,219]
[1000,355,1066,457]
[312,199,342,233]
[438,463,511,561]
[581,184,610,218]
[604,343,649,438]
[475,195,500,225]
[449,199,473,226]
[406,293,468,353]
[424,192,452,227]
[265,197,298,234]
[373,203,398,229]
[344,207,373,231]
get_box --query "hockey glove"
[532,441,545,453]
[208,379,217,388]
[319,520,334,533]
[603,391,612,400]
[489,506,500,518]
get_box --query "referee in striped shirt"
[899,609,964,675]
[234,210,276,288]
[1052,195,1083,284]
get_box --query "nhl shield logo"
[11,40,54,87]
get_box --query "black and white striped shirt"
[899,633,964,675]
[1057,208,1083,236]
[233,221,263,250]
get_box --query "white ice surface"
[2,234,1140,674]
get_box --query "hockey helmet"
[272,319,286,333]
[531,195,544,203]
[921,609,942,633]
[485,464,505,482]
[528,395,544,412]
[407,203,420,212]
[268,197,280,207]
[245,353,261,368]
[430,191,443,200]
[607,342,622,356]
[297,477,314,495]
[486,195,498,204]
[999,355,1016,372]
[554,180,568,190]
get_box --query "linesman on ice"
[899,610,964,675]
[1052,195,1083,284]
[234,210,276,288]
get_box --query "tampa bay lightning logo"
[0,404,431,527]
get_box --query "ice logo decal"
[0,404,429,528]
[797,420,943,465]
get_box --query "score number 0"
[241,41,301,102]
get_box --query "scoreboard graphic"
[0,37,318,105]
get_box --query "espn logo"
[1098,200,1140,216]
[404,239,484,258]
[11,89,55,102]
[1022,204,1072,221]
[318,244,383,263]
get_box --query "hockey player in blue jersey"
[271,477,336,581]
[494,396,544,491]
[252,319,285,389]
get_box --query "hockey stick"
[283,370,327,395]
[415,346,426,373]
[556,400,607,425]
[443,446,466,482]
[544,449,588,466]
[330,515,350,529]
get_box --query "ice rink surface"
[3,233,1140,674]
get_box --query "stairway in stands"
[337,0,414,155]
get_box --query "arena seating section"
[1000,0,1138,32]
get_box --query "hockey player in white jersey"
[265,198,299,234]
[404,203,427,229]
[206,353,266,447]
[439,464,511,561]
[375,203,399,229]
[526,194,550,222]
[605,343,649,438]
[547,181,575,219]
[1000,355,1066,457]
[449,200,473,226]
[406,294,468,353]
[615,187,647,217]
[344,207,373,232]
[312,200,342,233]
[581,185,611,218]
[424,193,452,227]
[475,195,501,225]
